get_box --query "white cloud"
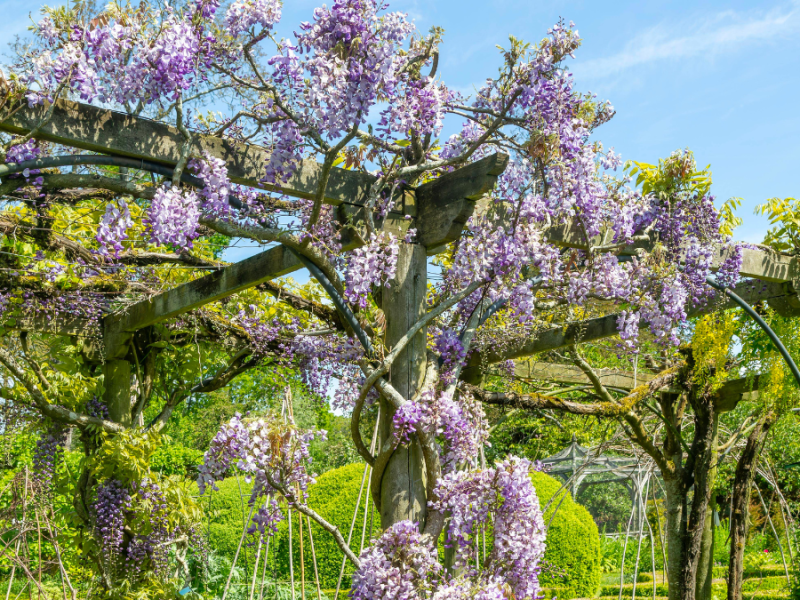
[572,2,800,80]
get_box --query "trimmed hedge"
[601,582,669,596]
[713,564,787,580]
[743,576,789,592]
[267,465,600,596]
[271,463,376,590]
[202,466,600,596]
[198,477,260,568]
[531,470,601,598]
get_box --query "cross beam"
[507,360,759,407]
[463,280,794,382]
[546,222,800,284]
[0,99,376,204]
[4,100,799,284]
[510,361,655,389]
[100,153,508,358]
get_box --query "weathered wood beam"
[715,375,760,412]
[462,280,793,382]
[8,314,102,361]
[0,99,376,205]
[101,155,508,352]
[509,360,760,406]
[416,153,509,253]
[510,360,655,390]
[103,244,302,358]
[546,223,799,284]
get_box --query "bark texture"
[726,411,775,600]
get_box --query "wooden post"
[103,360,131,426]
[379,242,428,530]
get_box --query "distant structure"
[541,435,655,535]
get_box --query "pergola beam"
[463,280,793,381]
[510,361,655,390]
[0,99,376,205]
[100,153,508,356]
[546,224,799,284]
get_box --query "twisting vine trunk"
[676,394,717,600]
[726,411,775,600]
[695,499,717,600]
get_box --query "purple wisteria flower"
[145,186,200,250]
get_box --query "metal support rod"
[705,275,800,387]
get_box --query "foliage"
[530,470,602,598]
[270,463,376,590]
[0,0,764,593]
[691,312,737,390]
[756,197,800,253]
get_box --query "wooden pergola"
[0,98,794,529]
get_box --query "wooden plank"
[102,154,509,343]
[415,153,509,252]
[712,246,797,283]
[511,361,654,390]
[545,221,800,284]
[6,315,102,361]
[0,99,376,205]
[105,244,303,339]
[462,280,793,381]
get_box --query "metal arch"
[705,274,800,387]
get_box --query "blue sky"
[2,0,799,246]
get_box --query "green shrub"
[198,477,260,570]
[747,565,789,578]
[271,463,376,590]
[743,576,789,592]
[638,572,654,583]
[207,465,601,597]
[151,441,204,477]
[532,470,602,598]
[601,582,669,596]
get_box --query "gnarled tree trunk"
[726,411,775,600]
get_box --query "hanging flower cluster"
[197,413,325,538]
[344,232,400,308]
[24,2,220,106]
[224,0,282,37]
[351,520,443,600]
[97,198,134,256]
[351,457,546,600]
[393,387,489,472]
[190,152,233,218]
[144,186,200,250]
[432,457,547,598]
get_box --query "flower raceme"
[351,457,547,600]
[197,413,326,539]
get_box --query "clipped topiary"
[267,464,600,597]
[532,470,602,598]
[197,477,260,568]
[271,463,376,590]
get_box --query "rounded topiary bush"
[271,463,376,590]
[202,464,600,596]
[269,464,599,596]
[532,470,601,598]
[198,477,257,563]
